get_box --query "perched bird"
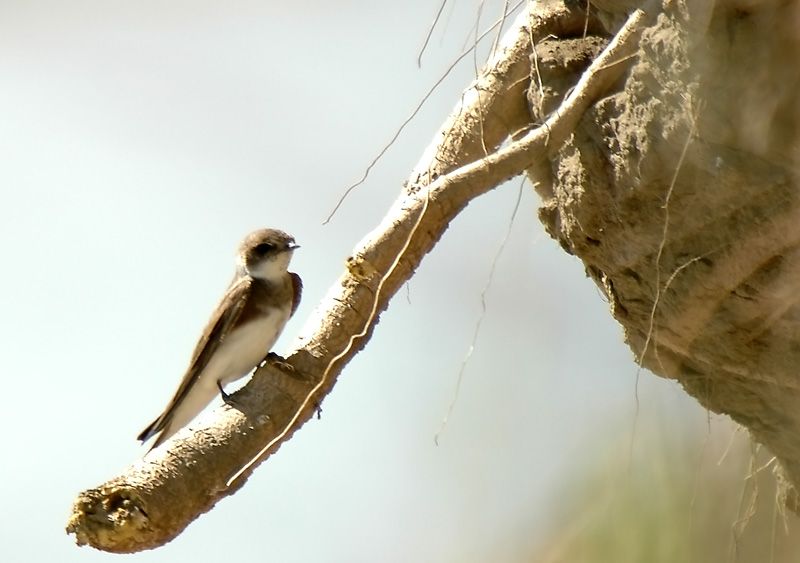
[138,228,302,451]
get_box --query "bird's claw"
[265,351,295,372]
[265,354,322,418]
[217,380,242,409]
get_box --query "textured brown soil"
[531,1,800,510]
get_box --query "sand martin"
[138,228,302,451]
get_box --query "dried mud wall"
[532,1,800,507]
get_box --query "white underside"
[159,304,291,443]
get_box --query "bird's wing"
[289,272,302,317]
[137,275,252,443]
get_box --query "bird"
[137,228,302,451]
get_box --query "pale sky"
[0,2,726,561]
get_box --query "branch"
[66,1,655,553]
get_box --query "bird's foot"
[264,352,315,385]
[217,380,243,410]
[264,354,322,418]
[265,351,295,372]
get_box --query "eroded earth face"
[529,1,800,510]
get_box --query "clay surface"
[532,2,800,508]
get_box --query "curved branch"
[66,1,654,553]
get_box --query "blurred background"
[1,1,798,561]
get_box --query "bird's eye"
[254,243,274,255]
